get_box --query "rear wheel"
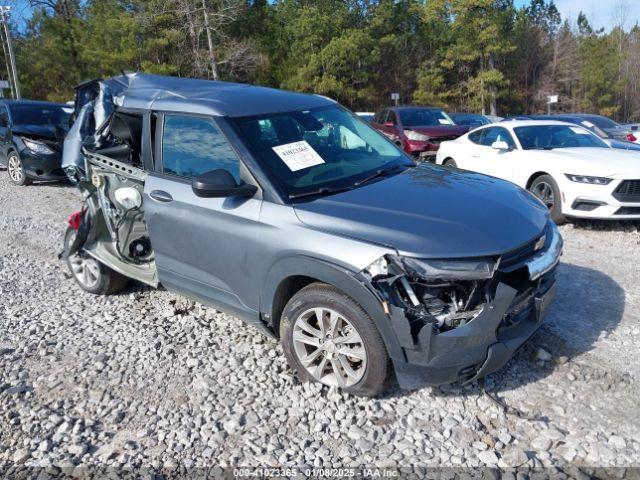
[443,158,457,168]
[529,174,565,224]
[7,152,31,186]
[280,283,391,397]
[64,227,129,295]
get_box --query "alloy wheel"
[7,156,24,183]
[532,181,555,209]
[67,231,101,289]
[292,307,367,388]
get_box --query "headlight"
[564,174,612,185]
[22,138,55,155]
[401,257,497,281]
[404,130,431,142]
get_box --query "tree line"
[6,0,640,121]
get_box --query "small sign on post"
[391,92,400,106]
[0,80,9,98]
[547,95,559,114]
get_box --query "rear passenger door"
[143,113,263,321]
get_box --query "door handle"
[149,190,173,203]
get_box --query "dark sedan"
[372,106,469,160]
[0,100,71,186]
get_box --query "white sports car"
[435,120,640,222]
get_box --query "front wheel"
[443,158,457,168]
[7,152,31,186]
[64,227,129,295]
[280,283,391,397]
[529,174,565,224]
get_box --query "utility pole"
[0,6,20,99]
[201,0,219,81]
[0,19,14,98]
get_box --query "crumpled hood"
[294,165,549,258]
[405,125,469,138]
[13,124,66,141]
[523,147,640,177]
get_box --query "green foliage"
[4,0,638,121]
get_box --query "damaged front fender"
[359,223,561,389]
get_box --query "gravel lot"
[1,175,639,475]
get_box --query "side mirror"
[192,169,257,198]
[384,121,395,127]
[492,140,511,151]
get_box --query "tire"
[280,283,391,397]
[7,152,31,186]
[64,227,129,295]
[443,158,457,168]
[529,174,566,224]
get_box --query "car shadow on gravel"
[381,261,625,400]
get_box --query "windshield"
[399,108,455,127]
[582,115,619,130]
[514,125,609,150]
[235,106,412,198]
[450,113,490,127]
[553,118,609,138]
[10,104,71,128]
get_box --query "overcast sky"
[6,0,639,33]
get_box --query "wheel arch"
[260,256,404,360]
[526,171,550,189]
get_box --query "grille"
[498,227,549,271]
[615,206,640,215]
[613,180,640,202]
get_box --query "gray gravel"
[1,175,639,473]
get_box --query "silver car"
[62,73,562,396]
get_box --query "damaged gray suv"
[62,73,562,396]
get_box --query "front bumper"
[562,177,640,219]
[19,149,66,181]
[392,278,556,389]
[404,139,439,158]
[384,225,562,390]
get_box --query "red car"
[372,106,469,160]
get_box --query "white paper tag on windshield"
[272,140,325,172]
[439,119,453,125]
[570,127,589,135]
[581,121,595,128]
